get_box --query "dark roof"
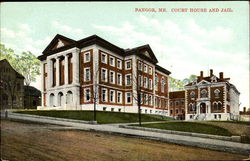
[169,91,185,99]
[155,65,171,75]
[24,86,41,97]
[38,34,159,65]
[0,59,25,79]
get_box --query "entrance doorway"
[200,103,206,113]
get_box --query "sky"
[0,2,249,110]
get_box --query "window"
[150,110,152,113]
[101,68,108,82]
[201,89,208,98]
[145,109,147,113]
[111,108,114,112]
[117,73,122,85]
[84,52,90,63]
[170,109,173,114]
[140,93,143,105]
[144,94,148,105]
[125,60,131,70]
[149,79,152,89]
[102,88,107,102]
[182,109,185,114]
[214,89,220,98]
[125,74,131,86]
[117,91,122,104]
[214,114,217,119]
[144,64,148,73]
[110,90,115,103]
[155,74,158,91]
[175,101,179,106]
[190,115,193,119]
[138,62,142,71]
[17,83,20,91]
[118,108,121,112]
[109,56,115,67]
[148,95,152,106]
[190,91,195,99]
[84,68,91,82]
[139,75,143,87]
[189,104,193,111]
[176,109,178,114]
[126,92,132,104]
[170,102,173,107]
[161,78,165,93]
[181,101,184,105]
[117,59,122,69]
[218,102,222,110]
[103,107,107,111]
[84,88,91,102]
[149,67,152,75]
[218,114,221,119]
[110,71,115,84]
[144,77,148,88]
[101,53,107,64]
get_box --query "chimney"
[200,71,203,78]
[219,72,224,79]
[210,69,213,76]
[243,107,246,112]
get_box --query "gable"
[42,34,76,54]
[197,80,210,86]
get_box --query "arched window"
[214,89,220,98]
[201,89,208,98]
[213,102,218,111]
[58,92,63,106]
[190,91,195,99]
[50,93,55,106]
[218,102,222,110]
[66,91,73,104]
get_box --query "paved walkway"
[2,111,250,155]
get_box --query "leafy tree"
[0,44,40,86]
[247,107,250,112]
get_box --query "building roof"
[155,64,171,75]
[38,34,168,71]
[24,85,41,97]
[169,90,185,99]
[0,59,25,79]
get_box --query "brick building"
[0,59,25,109]
[169,91,185,120]
[37,34,171,114]
[184,70,240,120]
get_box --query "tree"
[0,44,40,86]
[247,107,250,112]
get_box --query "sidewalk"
[2,111,250,155]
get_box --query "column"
[40,62,44,106]
[64,55,69,85]
[72,49,80,85]
[56,58,60,86]
[48,59,53,88]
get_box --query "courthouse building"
[37,34,171,114]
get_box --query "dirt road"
[0,120,248,161]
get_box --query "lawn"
[14,110,173,124]
[132,122,233,136]
[210,120,250,126]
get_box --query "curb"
[119,125,241,142]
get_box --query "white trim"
[109,70,115,84]
[144,64,148,73]
[125,74,132,86]
[101,52,107,64]
[84,88,91,102]
[84,52,91,63]
[109,56,115,67]
[149,78,152,89]
[149,66,152,75]
[117,91,122,104]
[101,88,108,102]
[84,67,91,82]
[117,73,122,86]
[101,68,108,82]
[117,59,122,69]
[125,92,132,104]
[144,77,148,89]
[110,89,115,103]
[125,60,132,70]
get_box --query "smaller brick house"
[169,91,185,120]
[24,86,41,109]
[0,59,25,109]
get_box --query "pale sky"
[1,2,249,110]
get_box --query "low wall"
[119,125,242,142]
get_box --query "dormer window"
[214,89,220,98]
[201,89,208,98]
[211,76,217,83]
